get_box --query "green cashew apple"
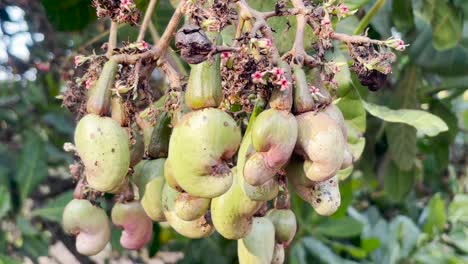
[166,108,241,198]
[86,59,118,116]
[292,65,314,114]
[148,112,172,158]
[295,111,345,182]
[237,217,275,264]
[162,184,214,238]
[75,114,130,193]
[185,33,222,110]
[271,244,285,264]
[111,201,153,250]
[211,168,264,239]
[266,209,297,245]
[135,159,166,221]
[287,161,341,216]
[63,199,110,256]
[244,109,297,186]
[174,192,211,221]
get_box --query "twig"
[137,0,159,42]
[330,32,386,46]
[107,21,118,57]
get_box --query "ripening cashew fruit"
[111,201,153,250]
[237,217,275,264]
[185,33,222,110]
[295,111,345,182]
[292,65,314,114]
[239,130,279,201]
[287,161,341,216]
[86,59,118,116]
[62,199,111,256]
[266,208,297,245]
[244,109,297,186]
[211,167,264,239]
[111,96,128,127]
[166,108,241,198]
[162,184,214,238]
[75,114,130,193]
[270,61,293,111]
[174,192,211,221]
[271,244,285,264]
[147,112,172,159]
[134,159,166,221]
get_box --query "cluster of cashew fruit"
[62,33,356,262]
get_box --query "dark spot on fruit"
[316,198,321,203]
[223,121,228,127]
[111,148,115,153]
[94,161,98,166]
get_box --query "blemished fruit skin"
[62,199,111,256]
[266,209,297,245]
[295,111,345,182]
[287,161,341,216]
[166,108,241,198]
[162,184,214,238]
[75,114,130,193]
[111,201,153,250]
[86,59,118,116]
[237,217,275,264]
[211,167,263,240]
[174,192,211,221]
[135,159,166,222]
[244,109,298,186]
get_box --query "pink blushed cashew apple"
[62,199,111,256]
[111,201,153,250]
[166,108,241,198]
[295,111,345,182]
[244,109,297,186]
[75,114,130,193]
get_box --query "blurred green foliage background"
[0,0,467,263]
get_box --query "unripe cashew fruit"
[174,192,211,221]
[211,168,263,239]
[135,159,166,221]
[266,209,297,245]
[162,184,214,238]
[148,112,172,159]
[75,114,130,193]
[271,244,285,264]
[129,124,144,167]
[185,33,222,110]
[239,130,278,201]
[322,104,354,169]
[111,96,128,126]
[86,59,118,116]
[295,111,345,182]
[237,217,275,264]
[287,161,341,216]
[62,199,110,256]
[244,109,297,186]
[111,201,153,250]
[166,108,241,198]
[292,65,314,114]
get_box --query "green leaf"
[389,216,421,258]
[361,238,380,253]
[383,161,415,202]
[336,89,366,133]
[344,0,371,10]
[391,0,414,32]
[41,0,96,32]
[448,194,468,224]
[0,185,11,219]
[289,241,307,264]
[14,133,48,204]
[315,217,363,238]
[30,191,73,223]
[386,124,417,171]
[428,1,464,51]
[447,224,468,254]
[362,101,448,137]
[152,0,177,35]
[302,237,358,264]
[329,241,368,259]
[420,193,447,236]
[410,27,468,76]
[20,235,49,259]
[0,254,21,264]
